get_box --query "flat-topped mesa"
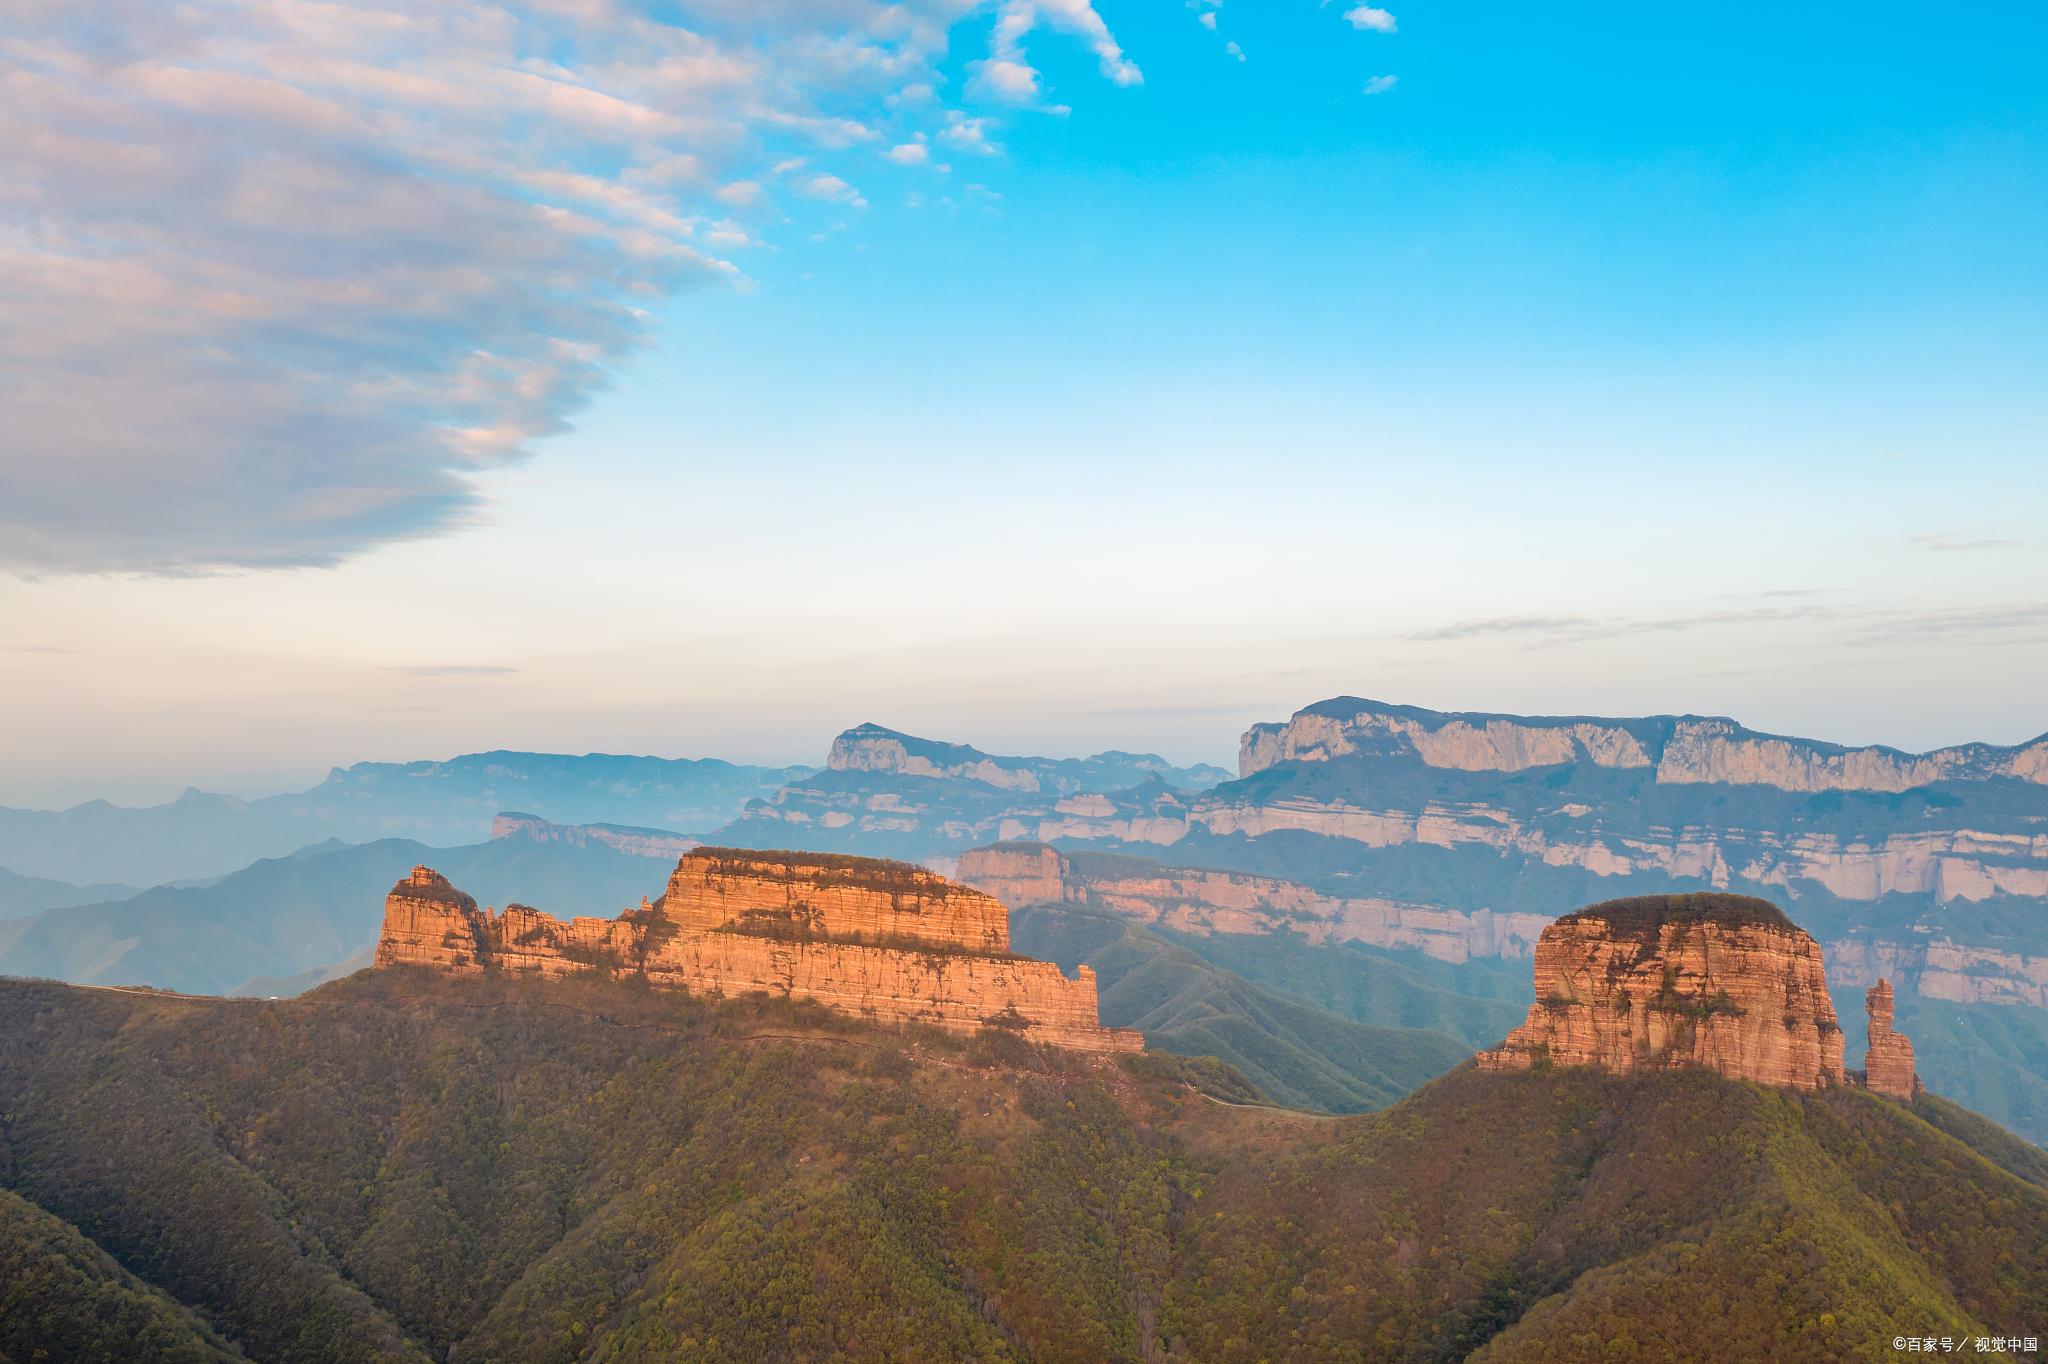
[373,848,1140,1054]
[1476,893,1847,1090]
[660,847,1009,953]
[1864,979,1920,1099]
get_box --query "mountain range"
[5,697,2044,1139]
[729,701,2048,1141]
[0,751,810,887]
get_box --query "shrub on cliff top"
[684,846,958,897]
[1560,892,1799,939]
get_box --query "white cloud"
[1346,6,1399,33]
[1363,73,1399,94]
[1226,40,1245,61]
[800,172,869,208]
[885,140,931,165]
[716,180,768,209]
[0,0,1142,573]
[939,111,1000,155]
[971,57,1042,103]
[974,0,1140,108]
[1036,0,1144,86]
[1200,12,1218,30]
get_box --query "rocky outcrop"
[960,843,1074,909]
[958,842,1549,964]
[826,724,1229,795]
[1476,894,1847,1089]
[1863,979,1919,1099]
[373,853,1141,1053]
[491,812,701,861]
[1239,698,2048,791]
[831,725,1044,792]
[1240,706,1655,778]
[718,705,2048,1018]
[374,865,488,971]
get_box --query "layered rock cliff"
[958,842,1549,964]
[716,703,2048,1019]
[373,852,1141,1053]
[1240,697,2048,791]
[1476,894,1848,1089]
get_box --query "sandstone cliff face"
[1476,895,1847,1090]
[959,843,1074,909]
[658,848,1010,953]
[1827,937,2048,1010]
[1240,709,1653,778]
[1863,978,1919,1099]
[374,866,488,972]
[373,852,1140,1054]
[722,706,2048,1018]
[958,842,1549,964]
[1239,699,2048,792]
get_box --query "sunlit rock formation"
[373,850,1142,1053]
[716,702,2048,1017]
[1476,894,1848,1089]
[1863,978,1920,1099]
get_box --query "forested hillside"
[0,972,2042,1362]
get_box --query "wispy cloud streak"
[0,0,1136,574]
[1412,601,2048,648]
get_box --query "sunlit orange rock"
[373,850,1140,1053]
[1476,893,1847,1090]
[1863,978,1920,1099]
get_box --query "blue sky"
[1,1,2045,804]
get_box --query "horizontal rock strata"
[1476,894,1848,1089]
[373,850,1141,1053]
[1240,698,2048,791]
[958,842,1548,963]
[1863,979,1919,1099]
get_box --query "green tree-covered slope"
[0,973,2042,1363]
[1009,903,1473,1111]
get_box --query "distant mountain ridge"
[1243,696,2048,790]
[489,810,702,859]
[0,865,138,920]
[0,750,809,886]
[706,699,2048,1140]
[828,722,1231,793]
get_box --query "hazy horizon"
[4,1,2044,808]
[10,688,2048,813]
